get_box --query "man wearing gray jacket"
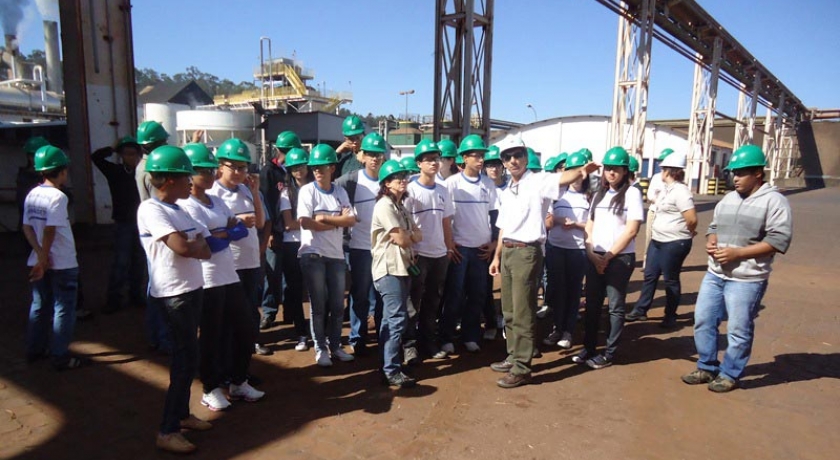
[681,145,793,393]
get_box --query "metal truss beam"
[610,0,655,160]
[433,0,494,143]
[733,71,762,150]
[686,36,722,194]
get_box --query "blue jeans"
[154,288,203,434]
[374,275,409,376]
[261,243,283,319]
[348,249,382,347]
[107,223,146,306]
[546,245,587,335]
[300,254,346,351]
[633,238,692,320]
[441,246,488,344]
[27,267,79,362]
[583,253,635,359]
[693,273,768,381]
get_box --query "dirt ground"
[0,187,838,460]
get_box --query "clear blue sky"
[7,0,840,123]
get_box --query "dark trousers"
[546,244,587,334]
[200,283,254,393]
[107,223,146,306]
[633,239,692,320]
[261,238,283,319]
[281,242,309,337]
[405,255,449,354]
[237,267,264,342]
[583,253,635,359]
[441,246,488,344]
[154,288,203,434]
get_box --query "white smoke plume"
[0,0,29,37]
[35,0,58,21]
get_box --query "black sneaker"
[585,354,612,370]
[254,344,273,356]
[659,317,678,329]
[571,349,592,364]
[386,371,417,388]
[625,310,648,322]
[259,315,275,330]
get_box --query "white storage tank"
[175,109,256,160]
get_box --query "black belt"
[503,240,538,249]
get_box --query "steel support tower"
[609,0,655,161]
[686,37,722,193]
[433,0,494,143]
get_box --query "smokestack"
[3,34,24,80]
[43,21,62,92]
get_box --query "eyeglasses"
[418,156,441,163]
[221,163,248,173]
[485,162,503,168]
[501,151,526,162]
[390,173,410,181]
[604,165,625,172]
[462,152,484,159]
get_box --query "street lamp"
[400,89,415,121]
[526,103,537,122]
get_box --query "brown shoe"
[490,359,514,373]
[496,372,532,389]
[156,432,196,454]
[180,414,212,431]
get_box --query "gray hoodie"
[707,183,792,281]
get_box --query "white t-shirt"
[278,188,300,243]
[590,186,644,254]
[406,179,455,258]
[647,173,664,212]
[178,195,240,289]
[206,182,261,270]
[137,199,208,298]
[496,171,563,244]
[548,188,590,250]
[349,170,380,250]
[297,182,354,260]
[446,172,497,248]
[652,182,695,242]
[23,185,77,269]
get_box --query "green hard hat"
[400,156,421,174]
[116,135,139,150]
[285,148,309,168]
[275,131,302,150]
[628,156,640,173]
[602,146,630,167]
[414,139,441,158]
[658,148,674,161]
[33,145,69,172]
[342,115,365,137]
[578,148,593,162]
[726,144,767,170]
[438,139,458,159]
[144,145,194,174]
[458,134,489,155]
[455,153,465,165]
[183,143,218,169]
[24,136,50,154]
[485,145,501,162]
[564,151,588,170]
[136,121,169,145]
[544,156,562,172]
[361,132,387,154]
[557,152,569,165]
[379,159,409,184]
[527,148,542,171]
[216,138,251,163]
[308,144,338,166]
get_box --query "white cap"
[660,152,687,169]
[495,136,526,155]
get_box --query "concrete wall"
[798,120,840,188]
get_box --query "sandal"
[53,356,88,371]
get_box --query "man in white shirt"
[644,148,674,268]
[489,138,597,388]
[441,135,498,355]
[404,140,456,362]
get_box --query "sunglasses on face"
[604,166,625,172]
[502,151,526,162]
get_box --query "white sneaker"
[536,305,552,319]
[294,337,309,352]
[229,381,265,402]
[441,342,455,354]
[200,388,231,411]
[331,347,355,362]
[315,348,333,367]
[557,332,573,349]
[542,330,561,346]
[464,341,481,353]
[483,328,497,340]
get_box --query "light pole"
[400,89,415,121]
[526,103,537,122]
